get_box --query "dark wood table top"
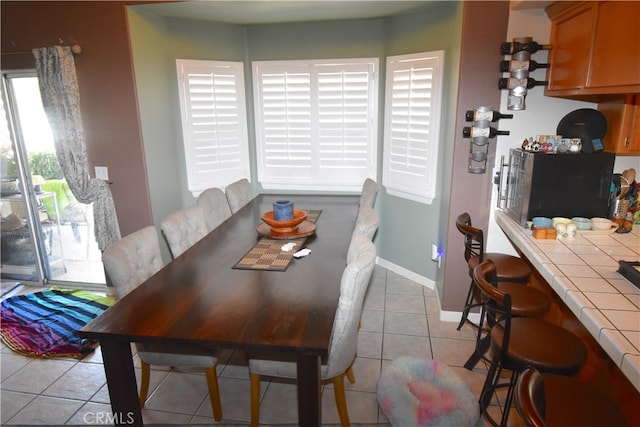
[80,194,359,358]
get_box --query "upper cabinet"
[545,1,640,98]
[598,94,640,155]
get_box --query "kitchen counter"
[495,210,640,393]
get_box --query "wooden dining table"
[79,194,360,426]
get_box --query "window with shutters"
[382,51,444,205]
[252,58,378,191]
[176,59,250,196]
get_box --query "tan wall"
[1,1,153,237]
[440,1,510,311]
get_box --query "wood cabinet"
[545,1,640,98]
[598,94,640,154]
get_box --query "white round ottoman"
[377,356,479,427]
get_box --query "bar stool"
[515,367,627,427]
[473,260,587,427]
[456,212,532,332]
[463,266,551,370]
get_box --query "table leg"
[100,341,143,426]
[297,354,322,426]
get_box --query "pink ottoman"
[377,357,479,427]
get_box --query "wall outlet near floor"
[431,242,442,268]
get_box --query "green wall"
[127,2,462,282]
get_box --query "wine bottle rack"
[500,36,551,111]
[463,106,511,174]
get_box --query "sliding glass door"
[1,72,105,288]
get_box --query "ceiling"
[132,1,437,25]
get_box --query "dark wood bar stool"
[463,265,551,370]
[515,367,627,427]
[455,213,532,332]
[473,260,587,427]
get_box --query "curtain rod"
[2,44,83,56]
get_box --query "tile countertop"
[495,210,640,393]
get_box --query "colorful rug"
[0,288,115,359]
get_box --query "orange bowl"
[261,209,307,230]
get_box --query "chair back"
[102,225,165,298]
[326,238,376,379]
[354,206,379,240]
[225,178,253,213]
[161,204,209,258]
[473,260,513,363]
[197,188,232,232]
[515,368,547,427]
[347,231,373,265]
[359,178,379,209]
[456,212,484,263]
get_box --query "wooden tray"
[257,220,317,240]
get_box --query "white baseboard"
[376,256,477,324]
[375,256,435,290]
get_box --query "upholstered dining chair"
[225,178,254,214]
[160,203,209,258]
[359,178,378,209]
[248,238,377,427]
[197,187,232,232]
[101,225,223,420]
[354,205,379,240]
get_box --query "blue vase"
[273,200,293,221]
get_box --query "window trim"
[175,59,250,197]
[382,50,445,205]
[252,58,379,192]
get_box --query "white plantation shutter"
[383,51,444,204]
[176,60,249,196]
[254,59,378,191]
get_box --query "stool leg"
[464,304,491,370]
[500,370,519,427]
[480,356,520,427]
[457,278,478,330]
[464,333,490,370]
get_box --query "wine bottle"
[500,41,552,55]
[462,126,510,138]
[499,59,551,72]
[465,109,513,122]
[498,77,548,90]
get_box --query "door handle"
[495,155,509,209]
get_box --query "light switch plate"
[95,166,109,181]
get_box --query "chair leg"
[345,365,356,384]
[138,360,151,408]
[345,356,356,384]
[250,372,261,427]
[332,374,351,427]
[205,366,223,421]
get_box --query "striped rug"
[0,288,114,359]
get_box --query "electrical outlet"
[431,243,439,262]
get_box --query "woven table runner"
[233,238,306,271]
[305,209,322,223]
[232,210,322,271]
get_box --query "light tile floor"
[1,266,525,426]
